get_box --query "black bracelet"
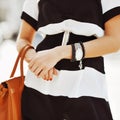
[79,41,85,59]
[70,44,76,62]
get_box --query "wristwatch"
[74,43,83,61]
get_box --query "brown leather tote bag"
[0,45,33,120]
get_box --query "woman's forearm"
[16,20,37,62]
[83,35,120,58]
[55,15,120,60]
[55,35,120,60]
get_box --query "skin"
[16,15,120,80]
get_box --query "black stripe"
[103,7,120,23]
[21,12,38,30]
[37,0,104,28]
[83,57,105,74]
[22,86,113,120]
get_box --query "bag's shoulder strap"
[10,45,34,78]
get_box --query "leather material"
[0,45,33,120]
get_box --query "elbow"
[16,35,31,53]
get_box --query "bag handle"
[10,45,34,78]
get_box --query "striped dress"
[21,0,120,120]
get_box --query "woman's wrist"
[54,42,85,62]
[54,45,72,60]
[25,48,36,63]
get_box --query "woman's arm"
[58,15,120,59]
[84,15,120,58]
[28,15,120,80]
[16,20,37,62]
[16,20,58,80]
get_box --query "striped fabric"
[21,0,120,119]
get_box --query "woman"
[17,0,120,120]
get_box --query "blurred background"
[0,0,120,119]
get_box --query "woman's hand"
[42,68,58,80]
[28,48,61,80]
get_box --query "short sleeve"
[101,0,120,23]
[21,0,39,30]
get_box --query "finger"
[34,66,43,77]
[43,73,49,81]
[48,69,53,80]
[28,58,35,69]
[29,63,38,73]
[41,69,53,81]
[53,68,58,75]
[36,69,43,78]
[37,67,48,79]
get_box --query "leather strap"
[10,45,34,78]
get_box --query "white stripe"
[22,0,38,21]
[25,67,108,101]
[62,31,70,46]
[38,19,104,38]
[102,0,120,14]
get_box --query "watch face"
[76,48,82,61]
